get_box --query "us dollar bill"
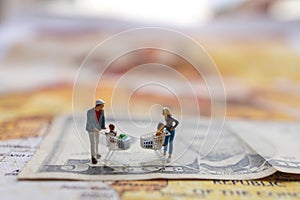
[19,115,276,180]
[0,177,119,200]
[228,120,300,174]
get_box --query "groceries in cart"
[140,122,170,150]
[117,134,131,150]
[105,124,131,150]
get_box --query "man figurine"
[86,99,106,164]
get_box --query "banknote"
[19,115,275,180]
[0,137,42,176]
[228,120,300,174]
[1,135,299,200]
[0,177,119,200]
[0,127,119,200]
[2,127,299,200]
[1,137,299,200]
[109,172,300,200]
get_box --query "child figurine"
[106,124,117,143]
[107,124,117,137]
[156,122,165,136]
[162,107,179,163]
[155,122,165,144]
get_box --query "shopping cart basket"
[104,134,131,164]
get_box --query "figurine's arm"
[158,124,165,132]
[86,112,91,128]
[171,117,179,130]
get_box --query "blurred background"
[0,0,300,140]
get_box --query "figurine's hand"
[93,128,99,132]
[170,127,174,131]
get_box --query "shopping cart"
[103,134,131,164]
[140,127,170,163]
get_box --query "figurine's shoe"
[91,156,98,164]
[167,157,172,163]
[96,154,101,159]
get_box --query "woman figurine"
[162,107,179,163]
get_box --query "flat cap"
[95,99,106,105]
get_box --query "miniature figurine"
[106,124,117,143]
[107,124,117,137]
[140,120,176,163]
[156,122,165,136]
[155,122,165,144]
[162,107,179,163]
[104,126,131,164]
[86,99,106,164]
